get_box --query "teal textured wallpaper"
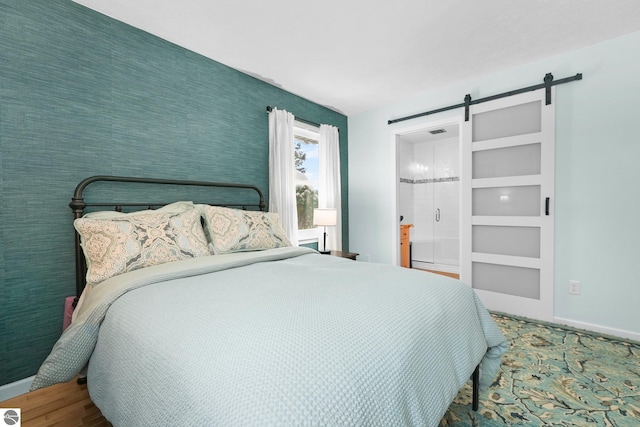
[0,0,348,386]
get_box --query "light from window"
[294,123,319,242]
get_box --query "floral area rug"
[441,313,640,426]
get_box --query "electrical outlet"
[569,280,581,295]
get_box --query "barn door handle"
[435,208,441,222]
[545,197,550,216]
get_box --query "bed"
[31,176,508,426]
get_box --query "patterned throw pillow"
[75,208,210,285]
[198,205,291,254]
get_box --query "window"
[294,121,320,243]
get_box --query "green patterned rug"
[441,313,640,426]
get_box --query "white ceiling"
[73,0,640,116]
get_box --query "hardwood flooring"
[417,268,460,279]
[0,378,110,426]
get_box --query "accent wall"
[0,0,348,386]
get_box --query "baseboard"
[554,317,640,343]
[0,376,34,402]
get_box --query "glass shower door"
[433,140,459,267]
[412,138,459,269]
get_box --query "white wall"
[348,31,640,339]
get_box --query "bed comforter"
[32,247,507,426]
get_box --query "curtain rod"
[266,106,321,128]
[387,72,583,125]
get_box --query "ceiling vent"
[429,129,447,135]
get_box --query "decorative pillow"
[75,208,209,285]
[197,205,291,254]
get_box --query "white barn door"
[461,89,555,321]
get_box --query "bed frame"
[68,175,480,412]
[69,175,266,299]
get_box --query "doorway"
[396,120,461,275]
[393,89,554,322]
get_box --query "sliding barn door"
[461,90,554,321]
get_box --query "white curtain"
[318,124,342,251]
[268,108,298,245]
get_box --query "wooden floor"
[417,268,460,279]
[0,378,110,426]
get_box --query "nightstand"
[325,250,359,260]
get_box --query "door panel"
[472,262,541,299]
[472,100,542,141]
[472,143,541,179]
[461,89,554,321]
[472,225,540,258]
[472,185,541,216]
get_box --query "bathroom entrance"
[397,120,461,276]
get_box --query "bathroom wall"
[397,134,459,272]
[397,139,414,226]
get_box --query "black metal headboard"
[70,175,266,299]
